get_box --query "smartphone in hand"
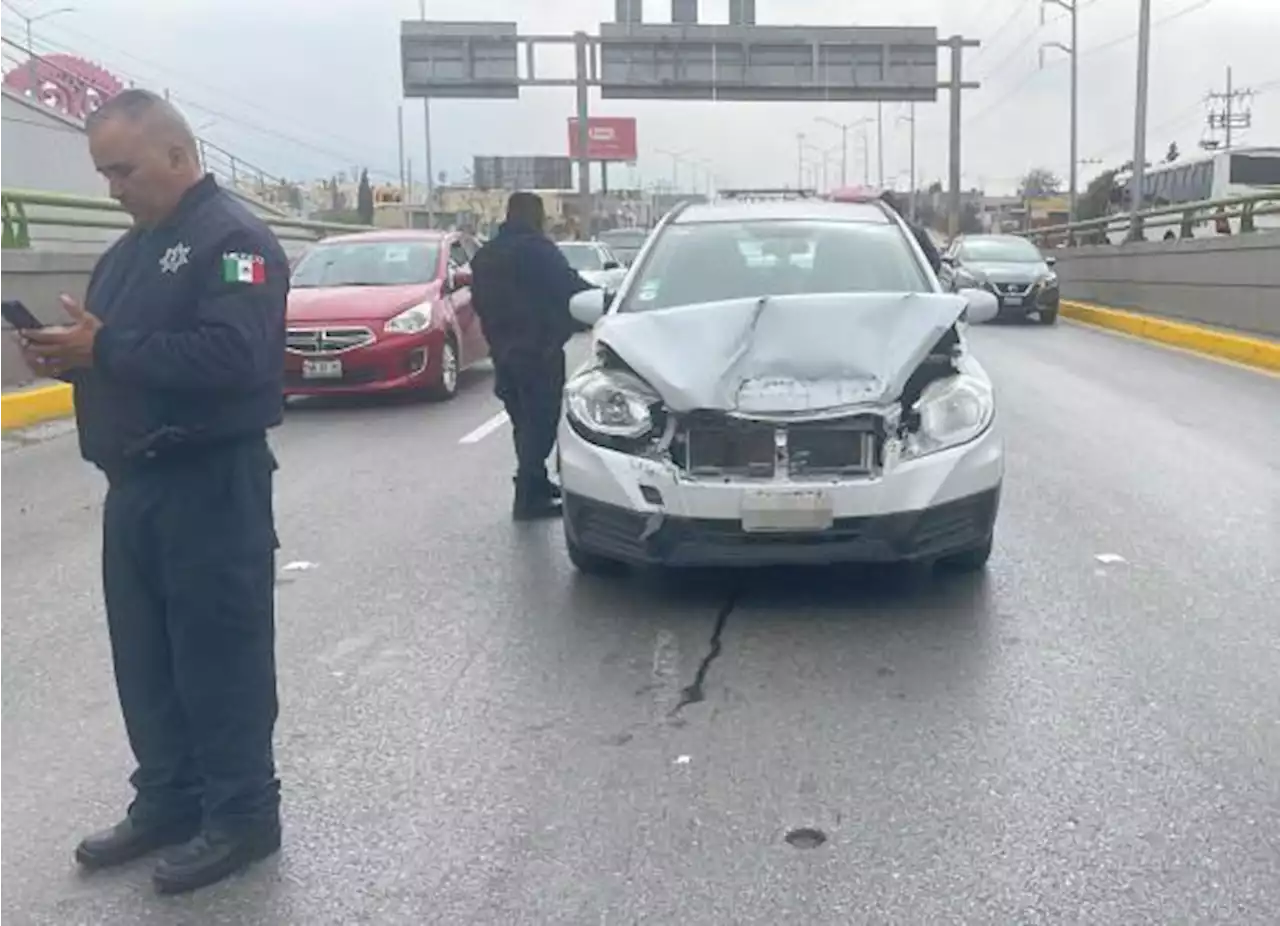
[2,300,45,331]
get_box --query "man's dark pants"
[101,436,280,834]
[493,347,565,495]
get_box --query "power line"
[10,19,399,181]
[971,0,1034,65]
[965,0,1219,129]
[38,16,395,167]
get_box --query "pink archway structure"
[3,53,124,121]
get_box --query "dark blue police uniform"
[72,175,287,837]
[470,220,591,514]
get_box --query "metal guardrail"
[1,188,372,249]
[1024,191,1280,245]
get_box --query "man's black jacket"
[70,175,289,472]
[470,221,592,362]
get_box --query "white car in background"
[557,196,1003,576]
[557,240,628,292]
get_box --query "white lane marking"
[459,410,510,444]
[1062,318,1280,380]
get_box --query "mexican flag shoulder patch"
[221,251,266,285]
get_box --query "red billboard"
[567,117,638,161]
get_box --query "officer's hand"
[20,294,102,373]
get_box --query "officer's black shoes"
[152,820,282,895]
[512,476,562,521]
[74,815,201,870]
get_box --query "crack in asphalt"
[669,589,740,717]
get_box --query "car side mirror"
[569,288,608,327]
[1044,255,1057,267]
[958,288,998,325]
[603,260,621,271]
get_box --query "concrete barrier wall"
[1,250,96,388]
[2,236,318,388]
[1051,233,1280,339]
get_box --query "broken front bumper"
[563,488,1000,567]
[558,412,1004,567]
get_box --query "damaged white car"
[557,198,1002,574]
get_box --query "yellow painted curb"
[0,382,74,432]
[1060,301,1280,374]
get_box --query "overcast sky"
[7,0,1279,195]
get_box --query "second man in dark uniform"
[470,192,594,520]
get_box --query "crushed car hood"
[595,292,969,415]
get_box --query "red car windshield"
[292,240,441,288]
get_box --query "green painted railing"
[0,188,373,249]
[1023,190,1280,245]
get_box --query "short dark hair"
[85,89,198,156]
[506,191,545,226]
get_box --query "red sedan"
[284,230,488,399]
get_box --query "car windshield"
[558,243,605,271]
[618,219,930,313]
[956,237,1044,263]
[291,240,440,288]
[600,232,646,262]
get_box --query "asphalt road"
[3,322,1278,925]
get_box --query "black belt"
[104,431,266,481]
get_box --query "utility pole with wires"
[896,103,918,221]
[1202,67,1253,151]
[1040,0,1079,223]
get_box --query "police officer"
[470,192,593,520]
[18,89,287,895]
[880,190,943,274]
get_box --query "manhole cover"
[784,827,827,849]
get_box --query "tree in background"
[1019,167,1063,198]
[1077,168,1119,222]
[357,169,375,225]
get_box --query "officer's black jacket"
[69,175,288,471]
[470,220,593,362]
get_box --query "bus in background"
[1108,146,1280,241]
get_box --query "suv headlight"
[565,368,662,442]
[384,302,432,334]
[907,374,994,457]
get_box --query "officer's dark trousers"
[494,348,565,491]
[101,436,280,832]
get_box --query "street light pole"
[839,123,848,186]
[815,117,873,190]
[897,104,918,220]
[1129,0,1152,239]
[415,0,440,225]
[796,133,806,190]
[2,3,76,100]
[1041,0,1079,222]
[876,102,885,188]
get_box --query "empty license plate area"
[682,422,776,478]
[787,420,876,476]
[740,488,834,533]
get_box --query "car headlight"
[384,302,433,334]
[565,368,661,442]
[906,374,994,457]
